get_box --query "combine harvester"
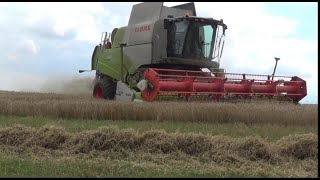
[80,2,307,103]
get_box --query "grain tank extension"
[81,2,307,103]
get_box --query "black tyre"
[93,77,116,100]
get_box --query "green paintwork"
[91,27,144,101]
[91,27,137,81]
[131,89,143,101]
[112,27,125,48]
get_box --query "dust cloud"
[40,75,94,95]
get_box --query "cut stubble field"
[0,90,318,177]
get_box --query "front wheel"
[93,77,116,100]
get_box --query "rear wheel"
[93,77,116,100]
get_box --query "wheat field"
[0,89,318,177]
[0,90,317,126]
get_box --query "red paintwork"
[95,86,103,99]
[141,68,307,103]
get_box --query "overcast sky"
[0,2,317,104]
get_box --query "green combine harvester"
[80,2,307,103]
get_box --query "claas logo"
[135,25,151,32]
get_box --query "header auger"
[80,2,307,103]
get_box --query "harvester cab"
[85,2,307,103]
